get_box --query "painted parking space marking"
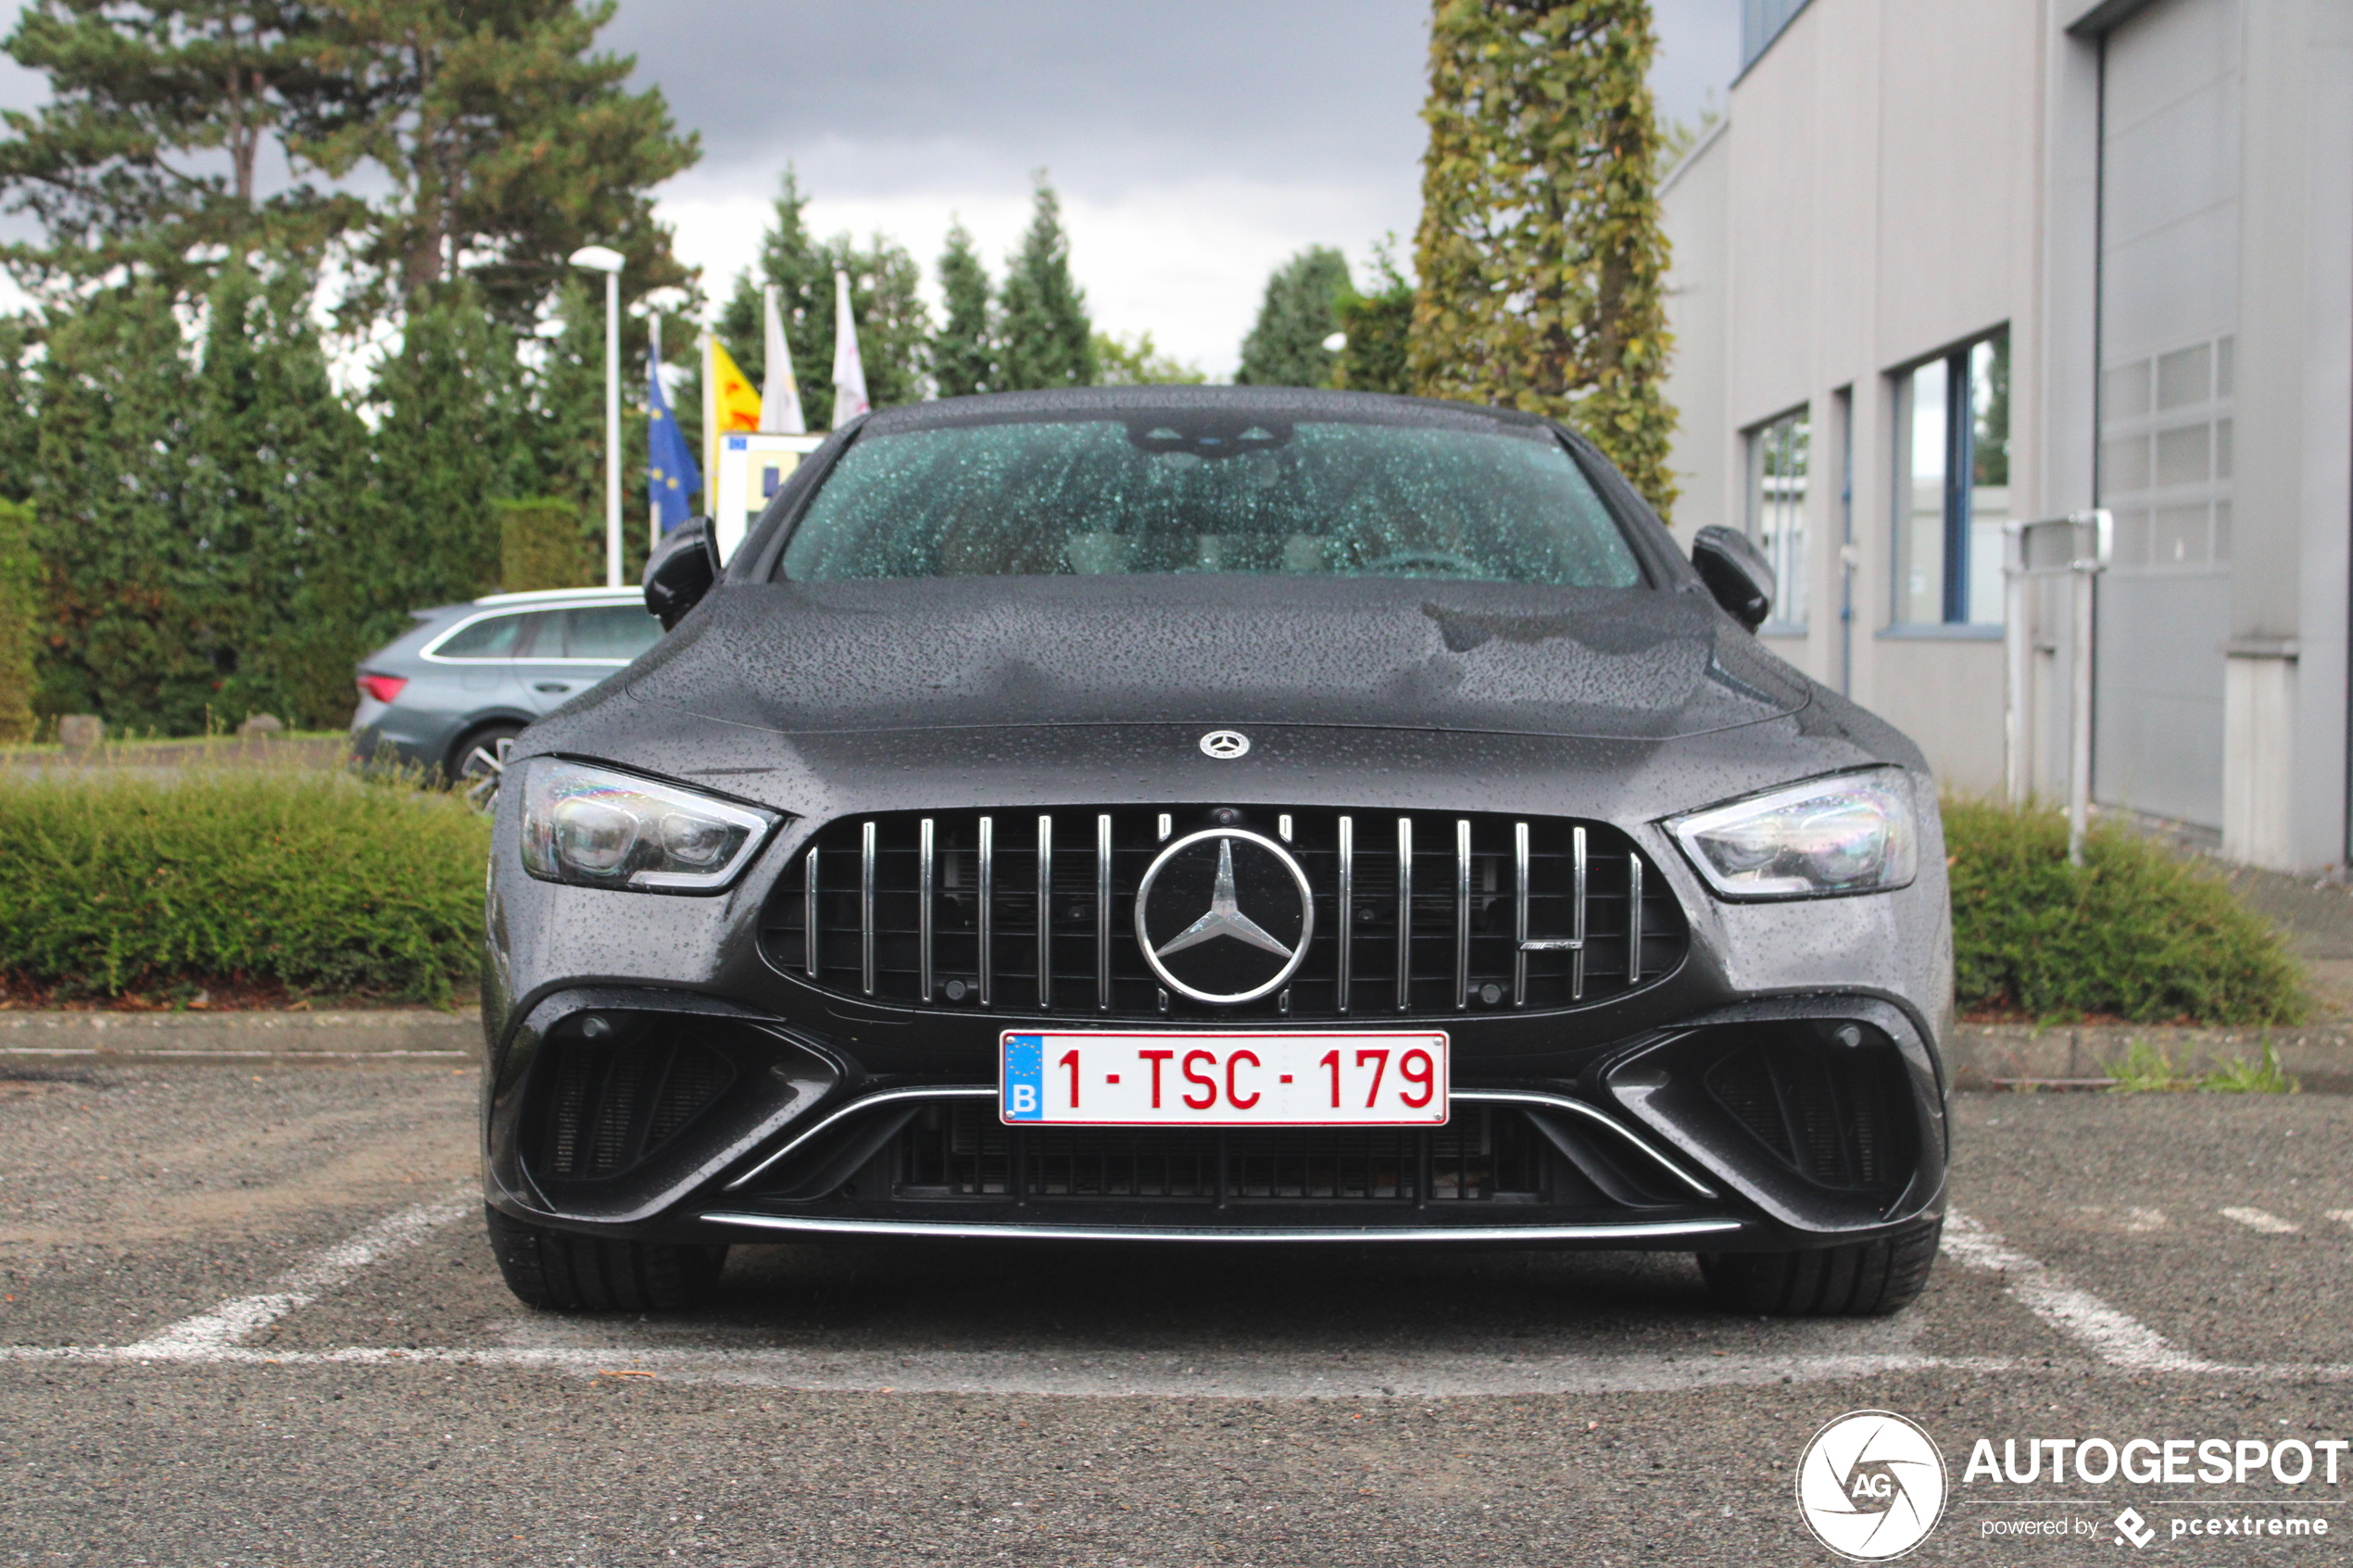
[6,1198,2349,1399]
[2221,1206,2302,1235]
[113,1195,472,1360]
[2329,1209,2353,1230]
[1938,1209,2218,1371]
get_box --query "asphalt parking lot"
[2,1059,2348,1565]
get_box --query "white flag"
[831,270,871,425]
[759,285,806,435]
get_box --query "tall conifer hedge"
[1410,0,1678,517]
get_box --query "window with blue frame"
[1892,331,2009,627]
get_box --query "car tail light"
[357,673,408,705]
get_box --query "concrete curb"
[1948,1022,2353,1090]
[0,1009,479,1060]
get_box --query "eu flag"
[648,353,702,532]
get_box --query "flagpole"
[702,329,719,513]
[648,314,662,556]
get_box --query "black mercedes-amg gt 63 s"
[480,387,1951,1318]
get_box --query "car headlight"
[1666,769,1918,900]
[519,759,779,893]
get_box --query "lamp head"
[568,245,625,273]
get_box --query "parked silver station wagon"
[348,587,664,804]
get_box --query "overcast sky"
[0,2,1738,375]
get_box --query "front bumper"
[481,985,1946,1253]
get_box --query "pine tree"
[1334,242,1416,395]
[30,282,210,731]
[365,285,537,620]
[934,219,994,397]
[0,1,346,298]
[997,173,1094,392]
[712,172,931,426]
[0,315,36,501]
[1411,0,1677,515]
[293,0,697,326]
[1092,332,1205,385]
[1236,246,1353,388]
[186,261,384,727]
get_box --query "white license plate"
[1000,1031,1449,1127]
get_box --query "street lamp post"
[568,245,626,588]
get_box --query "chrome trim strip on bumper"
[719,1085,1713,1200]
[721,1085,995,1192]
[1460,1089,1717,1199]
[697,1212,1745,1245]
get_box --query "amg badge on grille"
[1134,829,1314,1004]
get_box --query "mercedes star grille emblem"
[1134,828,1314,1005]
[1199,730,1250,760]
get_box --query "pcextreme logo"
[1796,1410,1950,1561]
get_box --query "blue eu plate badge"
[1001,1034,1045,1121]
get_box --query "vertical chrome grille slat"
[1096,812,1113,1011]
[1571,824,1588,1001]
[1626,852,1643,984]
[1335,815,1353,1014]
[1395,816,1413,1012]
[976,816,994,1007]
[1037,814,1053,1010]
[1512,822,1529,1008]
[917,817,936,1001]
[860,820,877,997]
[804,845,820,979]
[1453,818,1471,1010]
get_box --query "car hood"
[622,574,1808,742]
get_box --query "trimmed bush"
[497,496,594,593]
[0,499,34,742]
[1945,797,2308,1025]
[0,769,489,1003]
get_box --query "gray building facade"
[1661,0,2352,871]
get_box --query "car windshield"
[776,414,1644,587]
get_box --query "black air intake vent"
[1703,1030,1913,1194]
[538,1035,738,1182]
[760,806,1686,1021]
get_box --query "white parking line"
[2221,1207,2301,1235]
[1939,1209,2216,1371]
[114,1197,472,1360]
[2326,1210,2353,1230]
[7,1199,2348,1397]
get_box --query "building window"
[1893,330,2009,626]
[1744,406,1808,629]
[2099,334,2233,572]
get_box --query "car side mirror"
[644,516,722,631]
[1691,525,1774,631]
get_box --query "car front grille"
[1702,1030,1915,1195]
[758,806,1686,1021]
[896,1102,1541,1201]
[538,1033,737,1182]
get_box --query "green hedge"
[1945,797,2308,1025]
[0,499,34,743]
[497,495,594,593]
[0,769,490,1003]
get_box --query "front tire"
[485,1205,728,1312]
[1697,1216,1942,1316]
